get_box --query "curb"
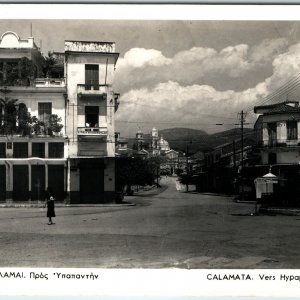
[259,207,300,216]
[0,202,136,208]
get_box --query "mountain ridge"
[126,127,255,154]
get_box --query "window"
[267,123,277,146]
[85,64,99,90]
[48,142,64,158]
[38,103,52,123]
[13,142,28,158]
[287,121,298,140]
[85,106,99,127]
[0,104,3,125]
[0,143,5,158]
[32,143,45,158]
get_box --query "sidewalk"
[0,185,162,208]
[0,201,136,208]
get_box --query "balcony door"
[85,64,99,90]
[85,106,99,127]
[267,123,277,147]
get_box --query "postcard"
[0,3,299,297]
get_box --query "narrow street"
[1,177,300,268]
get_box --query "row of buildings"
[199,101,300,205]
[0,31,120,203]
[116,127,195,175]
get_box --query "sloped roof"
[254,102,300,115]
[263,172,277,178]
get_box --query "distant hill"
[126,127,256,154]
[159,127,255,154]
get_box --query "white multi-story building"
[0,31,120,203]
[65,40,120,203]
[254,101,300,165]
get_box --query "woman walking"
[46,188,56,225]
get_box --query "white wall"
[66,53,117,157]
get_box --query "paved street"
[1,176,300,268]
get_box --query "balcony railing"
[77,126,108,136]
[77,84,111,95]
[34,78,66,87]
[261,139,300,148]
[0,78,66,88]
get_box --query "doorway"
[0,165,5,200]
[13,165,28,201]
[80,161,104,203]
[48,165,65,201]
[31,165,45,201]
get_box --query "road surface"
[0,176,300,268]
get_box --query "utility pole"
[238,110,246,201]
[186,143,189,192]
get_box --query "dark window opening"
[13,142,28,158]
[32,143,45,158]
[287,120,298,140]
[0,143,5,158]
[268,153,277,165]
[267,123,277,147]
[48,142,64,158]
[85,64,99,90]
[0,104,3,126]
[85,106,99,127]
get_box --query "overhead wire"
[243,73,300,114]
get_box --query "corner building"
[0,31,67,202]
[65,40,120,203]
[0,31,120,204]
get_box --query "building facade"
[254,101,300,165]
[65,40,120,203]
[0,31,120,204]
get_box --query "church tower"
[151,127,159,149]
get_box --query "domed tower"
[159,136,170,152]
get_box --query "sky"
[1,19,300,137]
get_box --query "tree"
[0,87,18,135]
[17,104,32,136]
[31,116,45,136]
[47,114,63,136]
[116,156,161,195]
[0,88,64,137]
[43,52,64,78]
[19,57,36,84]
[1,57,36,86]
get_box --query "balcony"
[34,78,66,88]
[261,139,300,149]
[77,84,111,98]
[77,126,108,136]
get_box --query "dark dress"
[47,198,56,218]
